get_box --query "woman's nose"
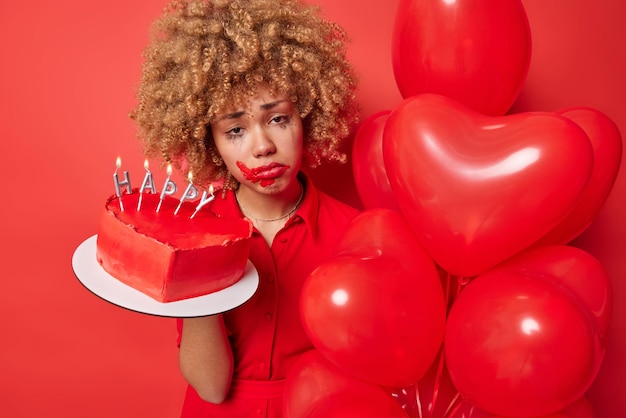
[251,128,276,157]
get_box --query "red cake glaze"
[96,192,253,302]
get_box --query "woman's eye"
[271,115,290,124]
[226,127,244,139]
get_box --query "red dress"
[178,174,359,417]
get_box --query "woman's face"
[211,87,304,195]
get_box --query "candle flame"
[209,184,214,194]
[187,171,193,182]
[144,159,149,170]
[116,156,121,168]
[166,163,172,176]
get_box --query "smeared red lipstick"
[237,161,290,187]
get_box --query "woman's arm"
[178,315,234,404]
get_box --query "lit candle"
[174,171,199,215]
[137,159,156,211]
[156,163,177,213]
[190,184,215,219]
[113,156,132,212]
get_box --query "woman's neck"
[235,181,304,223]
[235,181,304,246]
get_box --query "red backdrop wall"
[1,1,623,417]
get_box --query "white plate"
[72,235,258,317]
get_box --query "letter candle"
[137,159,156,211]
[156,163,177,213]
[190,184,215,219]
[113,156,132,212]
[174,171,199,215]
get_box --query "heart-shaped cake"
[96,191,252,302]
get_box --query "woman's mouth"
[237,161,290,187]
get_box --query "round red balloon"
[485,245,612,350]
[536,396,597,418]
[392,0,531,115]
[283,350,407,417]
[383,94,594,277]
[445,273,600,417]
[352,110,400,211]
[301,209,446,388]
[310,393,408,418]
[481,396,597,418]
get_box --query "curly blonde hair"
[130,0,359,188]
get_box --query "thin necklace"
[235,186,304,223]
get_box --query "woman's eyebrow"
[217,99,289,122]
[217,110,246,122]
[260,99,288,110]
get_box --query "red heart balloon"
[300,209,446,388]
[445,273,600,417]
[383,94,594,277]
[352,110,400,211]
[283,350,407,418]
[392,0,531,116]
[535,107,622,246]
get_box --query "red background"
[1,1,624,417]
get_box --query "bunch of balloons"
[284,0,622,417]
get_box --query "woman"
[131,0,360,416]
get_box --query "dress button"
[265,312,272,321]
[267,274,275,283]
[259,362,266,370]
[256,408,263,416]
[279,238,288,244]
